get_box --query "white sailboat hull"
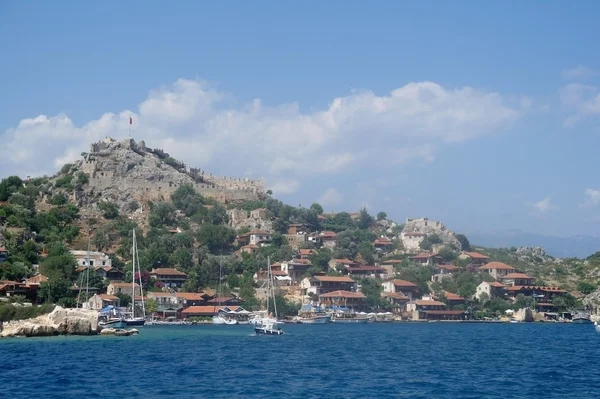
[299,315,330,324]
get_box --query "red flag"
[129,116,133,125]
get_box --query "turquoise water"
[1,323,599,398]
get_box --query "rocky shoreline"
[0,306,100,338]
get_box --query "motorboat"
[572,311,592,324]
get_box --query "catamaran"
[254,256,284,335]
[124,229,146,327]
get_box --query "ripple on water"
[1,323,599,399]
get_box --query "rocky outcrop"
[0,306,99,338]
[100,328,138,336]
[514,307,534,322]
[400,217,461,251]
[583,289,600,317]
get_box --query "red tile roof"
[207,296,237,303]
[391,279,417,288]
[443,291,465,301]
[319,231,337,239]
[412,299,446,306]
[109,282,140,288]
[479,262,515,271]
[176,292,205,300]
[437,265,460,271]
[312,276,355,283]
[332,258,356,264]
[25,274,47,285]
[182,305,240,315]
[347,266,386,272]
[149,292,177,297]
[299,249,317,255]
[150,268,187,276]
[382,259,403,264]
[410,252,439,259]
[502,273,532,279]
[383,292,409,300]
[373,237,393,245]
[99,294,119,301]
[461,251,489,259]
[423,310,465,315]
[488,282,506,288]
[319,290,366,299]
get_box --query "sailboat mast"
[85,235,90,306]
[134,230,145,318]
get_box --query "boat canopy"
[99,305,114,313]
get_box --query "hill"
[1,136,600,318]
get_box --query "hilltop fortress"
[75,137,264,207]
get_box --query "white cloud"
[529,197,558,213]
[580,189,600,208]
[560,83,600,127]
[0,78,521,182]
[561,65,596,80]
[268,180,300,195]
[319,188,342,206]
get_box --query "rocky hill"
[53,137,265,213]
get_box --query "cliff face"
[63,137,264,211]
[401,217,461,252]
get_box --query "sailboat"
[124,229,146,327]
[254,256,284,335]
[212,256,232,324]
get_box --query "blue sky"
[2,1,600,238]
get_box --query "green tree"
[116,292,131,307]
[38,276,73,303]
[40,252,77,280]
[576,281,597,295]
[359,278,388,310]
[146,298,158,315]
[455,234,471,251]
[0,261,31,281]
[376,211,387,220]
[98,201,120,219]
[267,295,300,317]
[310,203,324,215]
[0,176,23,201]
[169,248,194,271]
[357,208,374,230]
[49,193,68,206]
[196,224,236,253]
[427,234,442,244]
[148,202,176,227]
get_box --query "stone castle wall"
[82,137,263,203]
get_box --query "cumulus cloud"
[561,65,596,80]
[0,78,521,183]
[529,197,559,213]
[319,188,343,206]
[560,83,600,127]
[580,189,600,208]
[268,180,300,195]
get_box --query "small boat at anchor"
[255,257,284,336]
[572,311,592,324]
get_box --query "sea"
[0,323,599,399]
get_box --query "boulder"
[1,306,99,338]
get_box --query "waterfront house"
[149,268,187,288]
[441,291,466,307]
[382,292,410,313]
[181,305,244,318]
[0,280,28,298]
[87,293,120,310]
[458,251,490,266]
[501,273,534,286]
[475,281,507,300]
[301,275,357,297]
[407,299,465,321]
[107,282,141,297]
[207,296,241,306]
[319,290,367,311]
[410,252,442,266]
[478,262,516,279]
[505,285,566,302]
[237,230,272,247]
[177,292,212,308]
[147,292,178,306]
[381,279,419,300]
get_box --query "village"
[0,216,574,323]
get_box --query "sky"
[2,1,600,238]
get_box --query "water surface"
[1,323,598,398]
